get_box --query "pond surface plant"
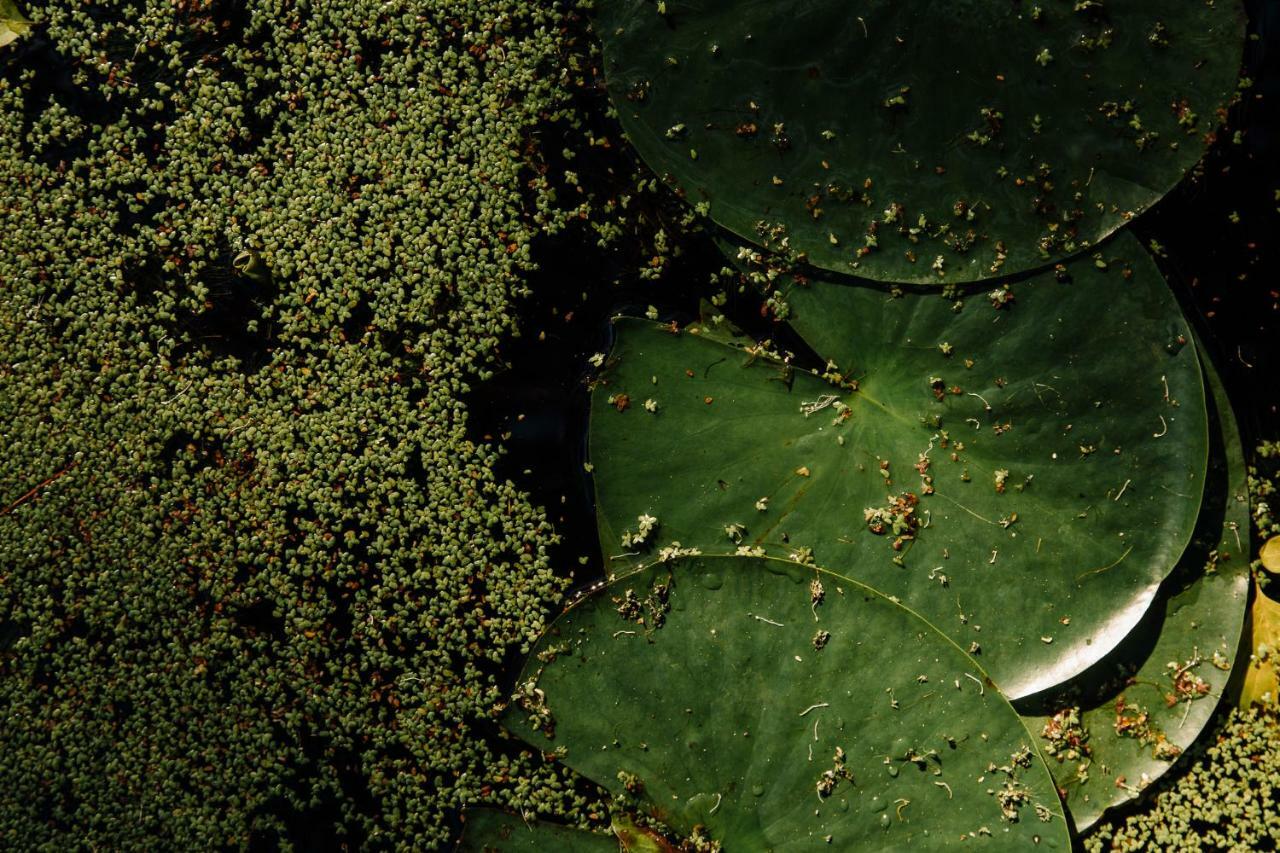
[592,0,1246,282]
[1,0,1277,849]
[463,0,1280,849]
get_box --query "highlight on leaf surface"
[593,0,1245,282]
[503,555,1069,849]
[589,230,1209,700]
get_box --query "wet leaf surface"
[505,555,1069,849]
[594,0,1245,282]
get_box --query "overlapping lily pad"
[594,0,1244,282]
[589,231,1207,699]
[1019,353,1249,831]
[504,556,1069,849]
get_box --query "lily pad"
[1020,352,1249,831]
[594,0,1244,282]
[505,556,1069,849]
[589,230,1207,699]
[457,808,619,851]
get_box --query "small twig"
[161,382,193,406]
[1,460,79,517]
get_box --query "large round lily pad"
[595,0,1244,282]
[589,231,1207,699]
[505,556,1069,849]
[1019,351,1249,831]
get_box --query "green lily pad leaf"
[0,0,33,48]
[1020,351,1249,831]
[505,556,1069,849]
[590,231,1207,699]
[457,808,619,852]
[594,0,1244,282]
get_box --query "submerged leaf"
[505,556,1069,849]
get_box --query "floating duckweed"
[0,0,622,845]
[1084,708,1280,850]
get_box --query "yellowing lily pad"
[0,0,33,48]
[1260,536,1280,573]
[1238,589,1280,708]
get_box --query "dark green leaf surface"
[506,556,1069,849]
[1021,350,1249,831]
[590,231,1207,698]
[594,0,1244,282]
[457,808,619,852]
